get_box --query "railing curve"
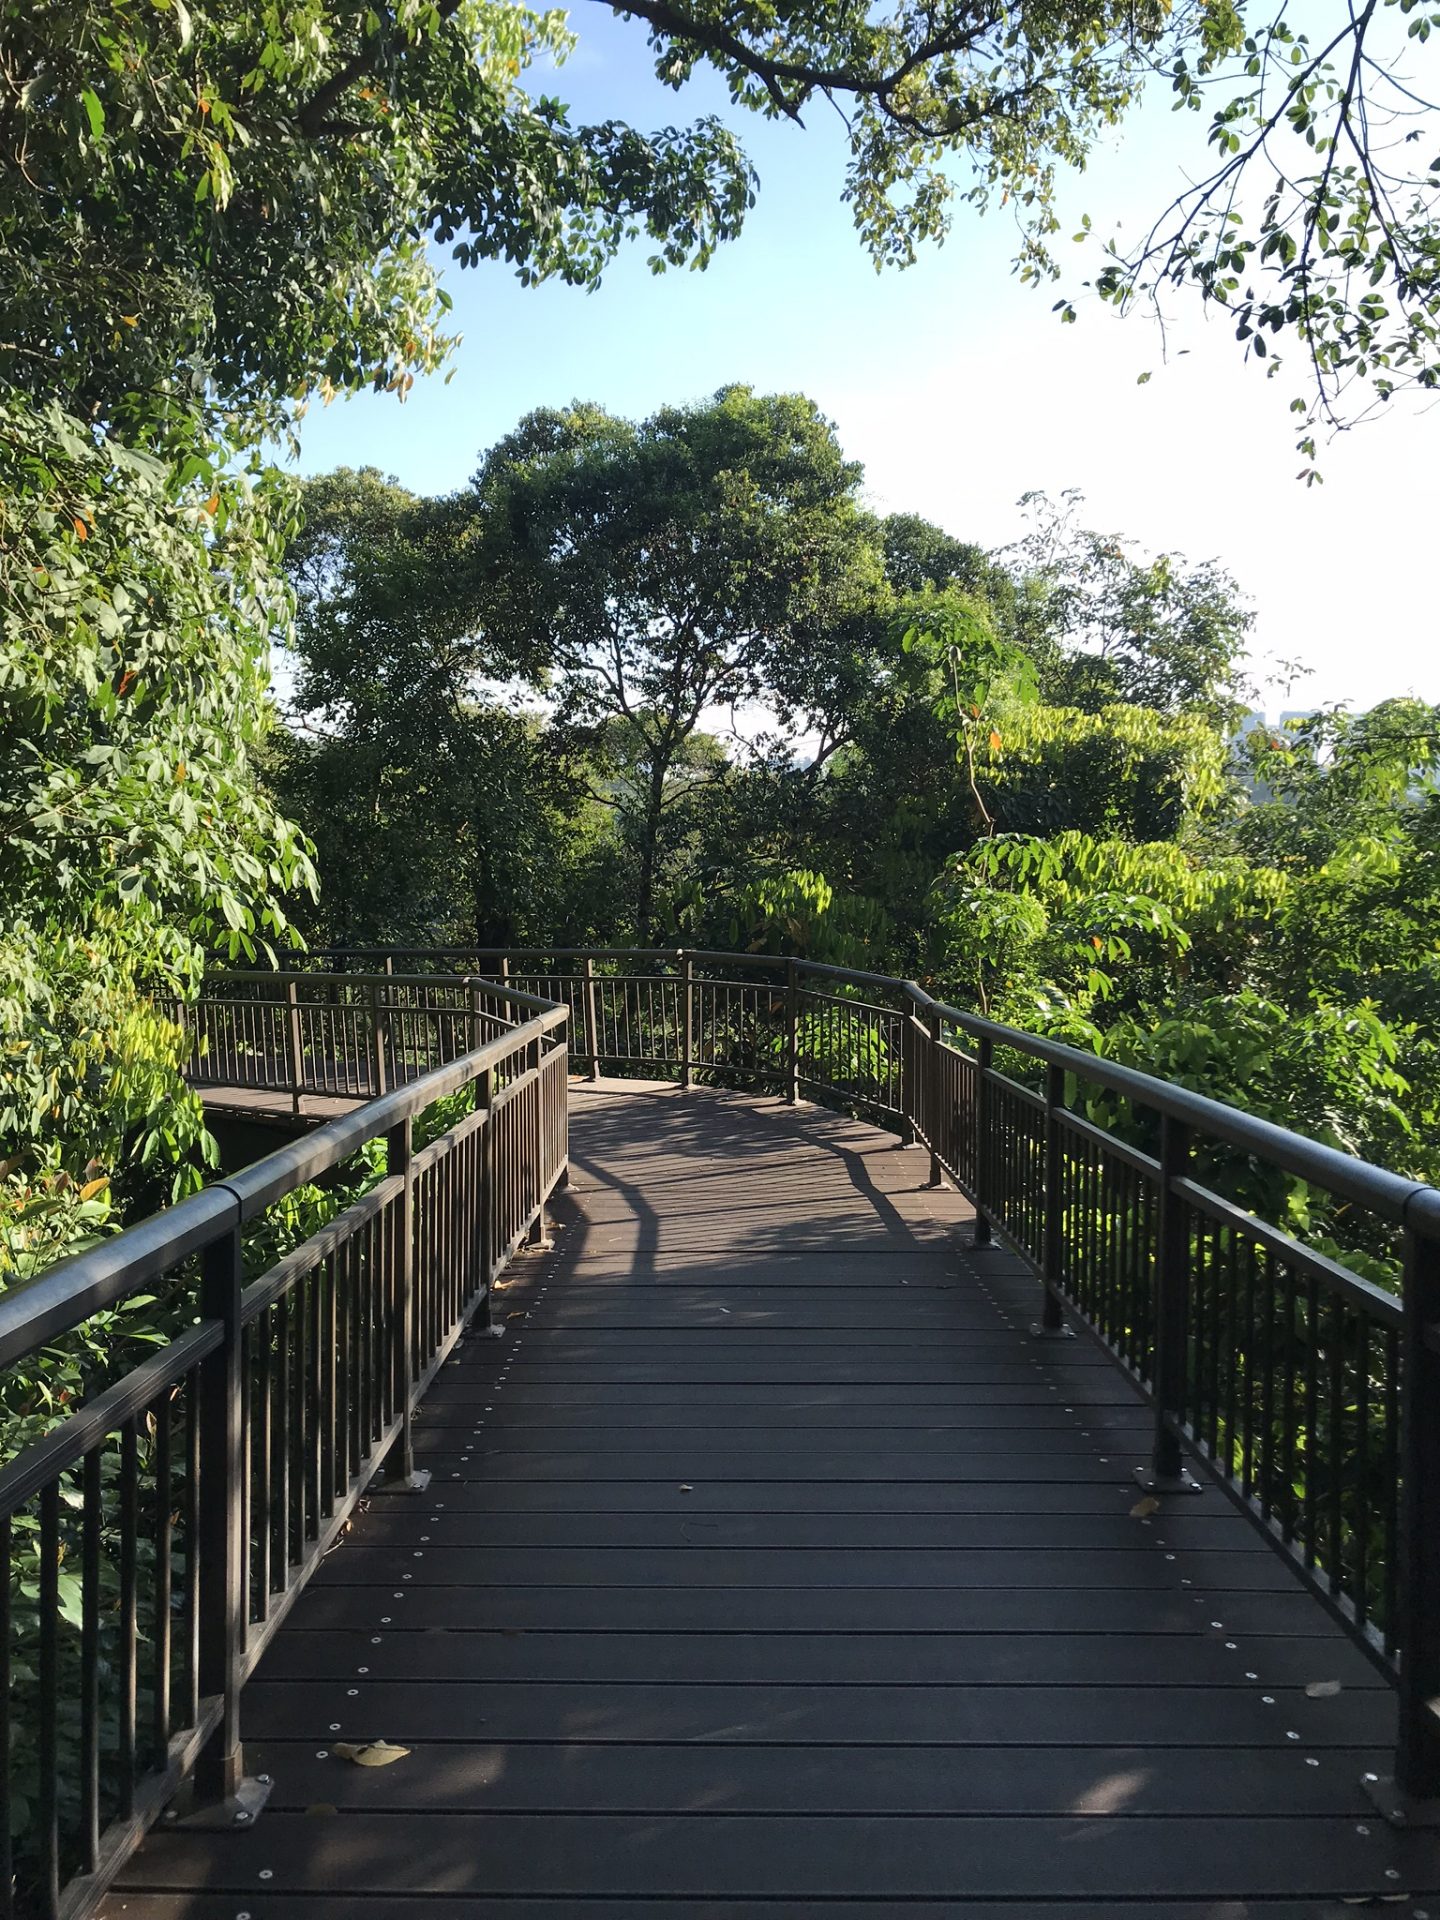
[0,983,569,1920]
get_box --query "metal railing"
[0,984,568,1920]
[269,946,1440,1811]
[184,971,525,1109]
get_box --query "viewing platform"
[6,951,1440,1920]
[103,1082,1436,1916]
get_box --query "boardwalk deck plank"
[106,1085,1440,1916]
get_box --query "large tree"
[273,467,596,947]
[470,386,885,940]
[0,0,757,1260]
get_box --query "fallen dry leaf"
[305,1803,338,1816]
[333,1740,410,1767]
[1130,1495,1160,1518]
[1305,1680,1343,1698]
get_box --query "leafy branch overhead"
[614,0,1440,458]
[6,0,1436,464]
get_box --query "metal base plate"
[387,1467,431,1494]
[1132,1463,1204,1496]
[162,1773,271,1832]
[1029,1322,1077,1341]
[1362,1773,1440,1828]
[474,1321,506,1341]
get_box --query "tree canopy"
[273,406,1440,1270]
[471,386,885,938]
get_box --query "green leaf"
[80,88,105,140]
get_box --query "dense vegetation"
[272,400,1440,1241]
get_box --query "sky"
[289,6,1438,715]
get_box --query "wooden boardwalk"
[103,1086,1440,1917]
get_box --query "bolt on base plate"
[162,1773,272,1832]
[387,1467,432,1494]
[1363,1773,1440,1828]
[1132,1463,1204,1495]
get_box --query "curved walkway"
[104,1085,1437,1916]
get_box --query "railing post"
[583,956,601,1082]
[926,1009,943,1188]
[468,978,483,1051]
[189,1215,269,1823]
[285,980,303,1117]
[528,1035,552,1249]
[896,1003,916,1148]
[971,1035,994,1249]
[369,977,388,1096]
[383,1114,428,1492]
[681,951,694,1091]
[1032,1064,1074,1338]
[475,1064,504,1338]
[786,958,800,1106]
[1374,1220,1440,1818]
[1136,1113,1201,1491]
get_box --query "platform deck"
[103,1086,1439,1918]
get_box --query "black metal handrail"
[258,945,1440,1812]
[0,983,569,1920]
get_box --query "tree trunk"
[634,755,669,945]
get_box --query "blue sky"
[291,7,1437,713]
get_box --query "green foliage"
[1086,0,1440,471]
[720,869,895,969]
[270,466,592,947]
[1005,491,1254,727]
[0,398,312,1245]
[977,702,1233,839]
[929,828,1289,1020]
[1,0,754,457]
[470,386,886,940]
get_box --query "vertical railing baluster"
[153,1393,173,1758]
[384,1113,427,1489]
[972,1035,994,1249]
[477,1063,498,1332]
[194,1216,250,1807]
[583,956,601,1082]
[38,1479,60,1919]
[785,958,799,1105]
[1137,1115,1200,1493]
[118,1418,138,1816]
[1387,1218,1440,1809]
[681,951,694,1091]
[286,978,303,1115]
[370,977,388,1097]
[0,1515,12,1920]
[80,1448,102,1873]
[1034,1063,1071,1338]
[925,1008,942,1187]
